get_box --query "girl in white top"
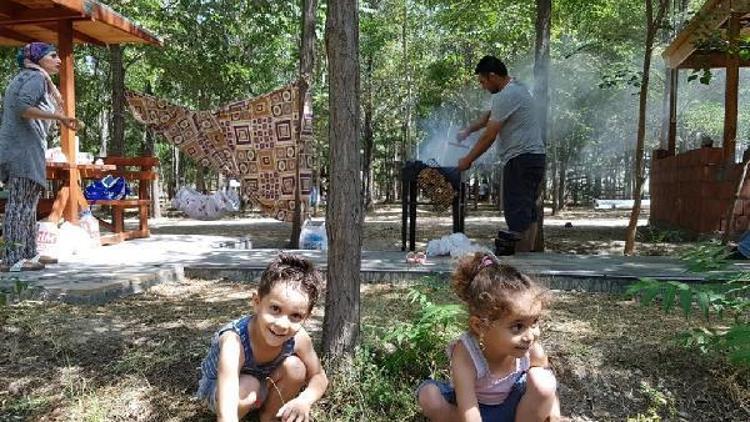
[417,254,561,421]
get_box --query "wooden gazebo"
[0,0,161,223]
[652,0,750,234]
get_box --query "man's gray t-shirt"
[488,80,545,165]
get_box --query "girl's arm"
[275,328,328,421]
[215,332,243,422]
[451,341,483,422]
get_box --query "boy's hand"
[275,397,311,422]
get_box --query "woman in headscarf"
[0,42,79,271]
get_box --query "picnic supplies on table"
[84,175,131,201]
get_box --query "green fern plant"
[626,278,749,366]
[377,287,465,376]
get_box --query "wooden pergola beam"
[58,19,79,222]
[663,0,750,69]
[679,53,750,68]
[724,12,741,162]
[0,26,35,43]
[38,22,106,46]
[0,7,84,25]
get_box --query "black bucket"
[495,230,520,256]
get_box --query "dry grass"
[1,278,747,421]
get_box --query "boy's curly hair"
[452,252,548,321]
[259,253,324,313]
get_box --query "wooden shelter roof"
[663,0,750,69]
[0,0,161,47]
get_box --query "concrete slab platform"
[2,234,748,304]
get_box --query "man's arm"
[457,111,490,141]
[215,332,243,422]
[276,329,329,421]
[457,119,502,171]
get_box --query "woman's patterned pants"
[3,177,43,266]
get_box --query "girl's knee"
[280,355,307,384]
[526,367,557,399]
[417,384,444,413]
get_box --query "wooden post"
[667,68,678,155]
[58,20,79,223]
[723,13,741,162]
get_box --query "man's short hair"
[475,55,508,77]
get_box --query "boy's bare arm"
[451,342,482,422]
[276,329,329,420]
[216,332,243,422]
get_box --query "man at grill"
[455,55,545,253]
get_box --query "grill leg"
[409,178,417,252]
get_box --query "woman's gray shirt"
[0,69,55,187]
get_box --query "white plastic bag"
[57,222,96,258]
[426,232,489,257]
[172,187,239,220]
[79,210,101,247]
[36,221,60,259]
[299,220,327,250]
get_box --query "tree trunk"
[558,158,567,211]
[532,0,551,251]
[322,0,362,361]
[291,0,318,248]
[363,54,374,211]
[624,0,669,255]
[99,109,109,157]
[110,44,125,157]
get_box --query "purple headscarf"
[16,42,56,68]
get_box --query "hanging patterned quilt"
[125,81,313,222]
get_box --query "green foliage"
[678,241,729,272]
[378,285,465,376]
[317,280,464,420]
[627,258,750,366]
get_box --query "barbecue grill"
[401,160,466,251]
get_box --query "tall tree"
[322,0,362,361]
[624,0,669,255]
[110,44,125,157]
[533,0,551,252]
[290,0,318,248]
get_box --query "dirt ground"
[1,279,747,421]
[150,204,694,256]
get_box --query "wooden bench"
[84,156,159,245]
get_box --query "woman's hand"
[57,115,82,131]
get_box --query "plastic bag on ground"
[79,210,101,247]
[36,221,60,259]
[171,187,239,220]
[426,232,490,257]
[56,222,97,258]
[299,220,327,250]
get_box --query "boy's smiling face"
[253,282,310,348]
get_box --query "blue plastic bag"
[84,175,130,201]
